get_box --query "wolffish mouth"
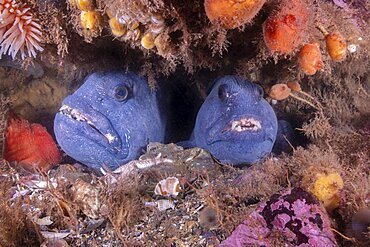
[227,117,262,132]
[58,105,116,143]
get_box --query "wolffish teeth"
[230,117,261,132]
[59,105,89,122]
[105,133,116,144]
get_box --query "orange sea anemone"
[299,43,323,75]
[0,0,43,59]
[4,114,61,172]
[204,0,266,29]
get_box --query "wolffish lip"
[225,117,262,133]
[58,105,117,144]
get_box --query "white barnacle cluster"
[0,0,43,59]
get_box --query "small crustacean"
[154,177,181,197]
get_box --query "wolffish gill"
[54,71,165,171]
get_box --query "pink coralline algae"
[220,188,338,247]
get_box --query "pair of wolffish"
[54,71,291,172]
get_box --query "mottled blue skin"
[54,71,165,171]
[193,76,278,165]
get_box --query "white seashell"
[156,199,175,211]
[154,176,181,197]
[36,216,53,226]
[41,231,70,239]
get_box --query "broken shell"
[326,31,347,62]
[109,17,126,37]
[269,84,291,100]
[145,199,175,211]
[154,176,181,197]
[69,179,100,218]
[157,199,175,211]
[141,32,155,49]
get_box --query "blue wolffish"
[54,71,165,171]
[193,75,278,165]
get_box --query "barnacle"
[80,10,100,31]
[74,0,94,11]
[299,43,323,75]
[141,32,155,49]
[269,83,291,100]
[204,0,266,29]
[109,17,126,37]
[0,0,43,59]
[326,31,347,62]
[263,0,309,55]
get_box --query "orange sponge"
[204,0,266,29]
[299,43,323,75]
[263,0,309,55]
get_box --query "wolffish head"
[54,71,165,171]
[193,76,277,165]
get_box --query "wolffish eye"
[114,85,130,102]
[218,84,230,101]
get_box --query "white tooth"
[231,121,237,130]
[105,133,116,143]
[59,105,69,111]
